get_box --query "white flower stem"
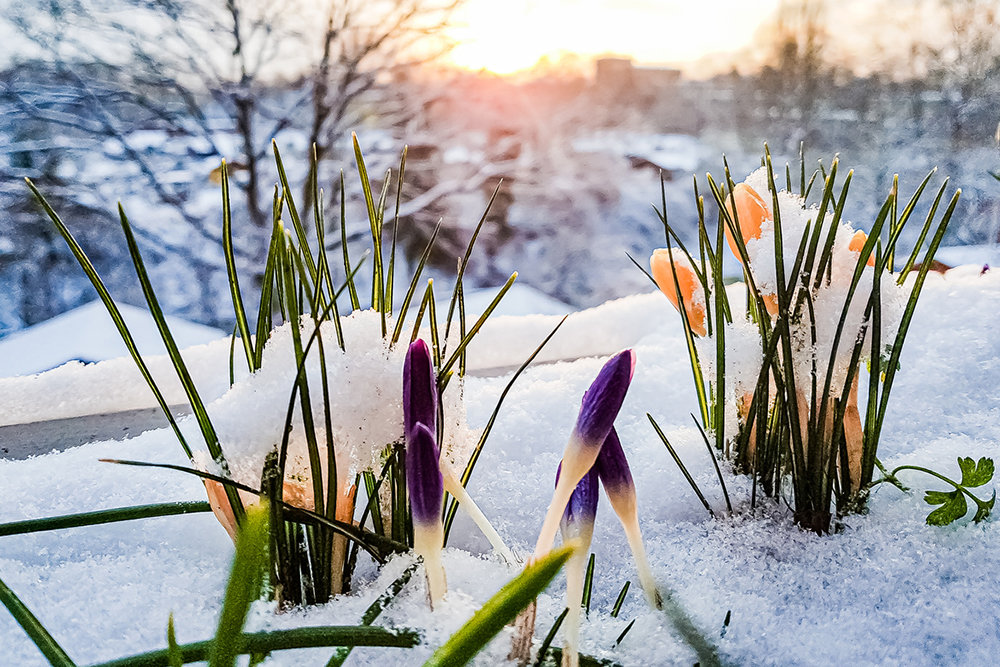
[442,467,518,565]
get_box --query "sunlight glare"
[445,0,779,75]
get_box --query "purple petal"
[406,422,443,525]
[404,339,437,438]
[595,428,635,499]
[559,464,599,537]
[572,350,635,449]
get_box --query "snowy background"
[1,266,997,666]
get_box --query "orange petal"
[724,183,770,262]
[204,479,239,542]
[849,230,876,267]
[650,249,707,336]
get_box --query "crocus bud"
[406,422,447,607]
[724,182,770,261]
[848,230,876,267]
[596,429,662,609]
[558,465,599,667]
[559,464,599,550]
[724,183,779,315]
[405,337,516,566]
[534,350,636,559]
[404,339,437,437]
[650,250,707,337]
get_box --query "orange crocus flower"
[724,183,770,260]
[724,183,779,315]
[848,230,876,267]
[649,249,707,336]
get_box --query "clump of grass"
[648,145,963,533]
[25,135,522,607]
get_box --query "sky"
[445,0,783,74]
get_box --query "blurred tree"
[0,0,460,325]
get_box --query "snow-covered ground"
[1,266,998,666]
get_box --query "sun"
[443,0,779,77]
[445,1,553,75]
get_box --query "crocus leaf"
[924,490,967,526]
[958,457,994,488]
[423,544,574,667]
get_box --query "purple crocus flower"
[407,422,444,526]
[533,349,636,559]
[596,428,662,609]
[558,465,599,667]
[558,464,599,546]
[405,422,447,607]
[403,338,518,605]
[573,350,636,450]
[403,338,437,437]
[404,340,447,606]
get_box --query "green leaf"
[422,544,575,667]
[924,490,956,506]
[0,575,76,667]
[958,457,994,488]
[167,614,183,667]
[0,502,210,537]
[89,626,419,667]
[924,490,967,526]
[209,503,270,667]
[974,491,995,523]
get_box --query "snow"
[1,267,999,666]
[0,299,227,378]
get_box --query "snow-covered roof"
[0,300,227,378]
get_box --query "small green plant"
[873,456,996,526]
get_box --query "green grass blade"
[25,179,194,461]
[532,608,568,667]
[391,219,443,346]
[611,581,630,618]
[898,179,948,281]
[0,576,76,667]
[663,242,710,427]
[90,626,419,667]
[337,171,362,311]
[167,614,183,667]
[648,414,715,517]
[438,272,517,380]
[443,181,502,355]
[277,239,325,517]
[272,141,320,292]
[458,279,468,377]
[253,217,282,369]
[220,160,255,373]
[115,204,244,521]
[443,315,568,543]
[0,502,210,537]
[693,416,732,513]
[385,147,406,318]
[99,458,402,563]
[422,545,575,667]
[312,145,337,307]
[875,190,960,440]
[209,503,269,667]
[582,553,596,614]
[362,470,386,538]
[352,134,384,314]
[326,565,417,666]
